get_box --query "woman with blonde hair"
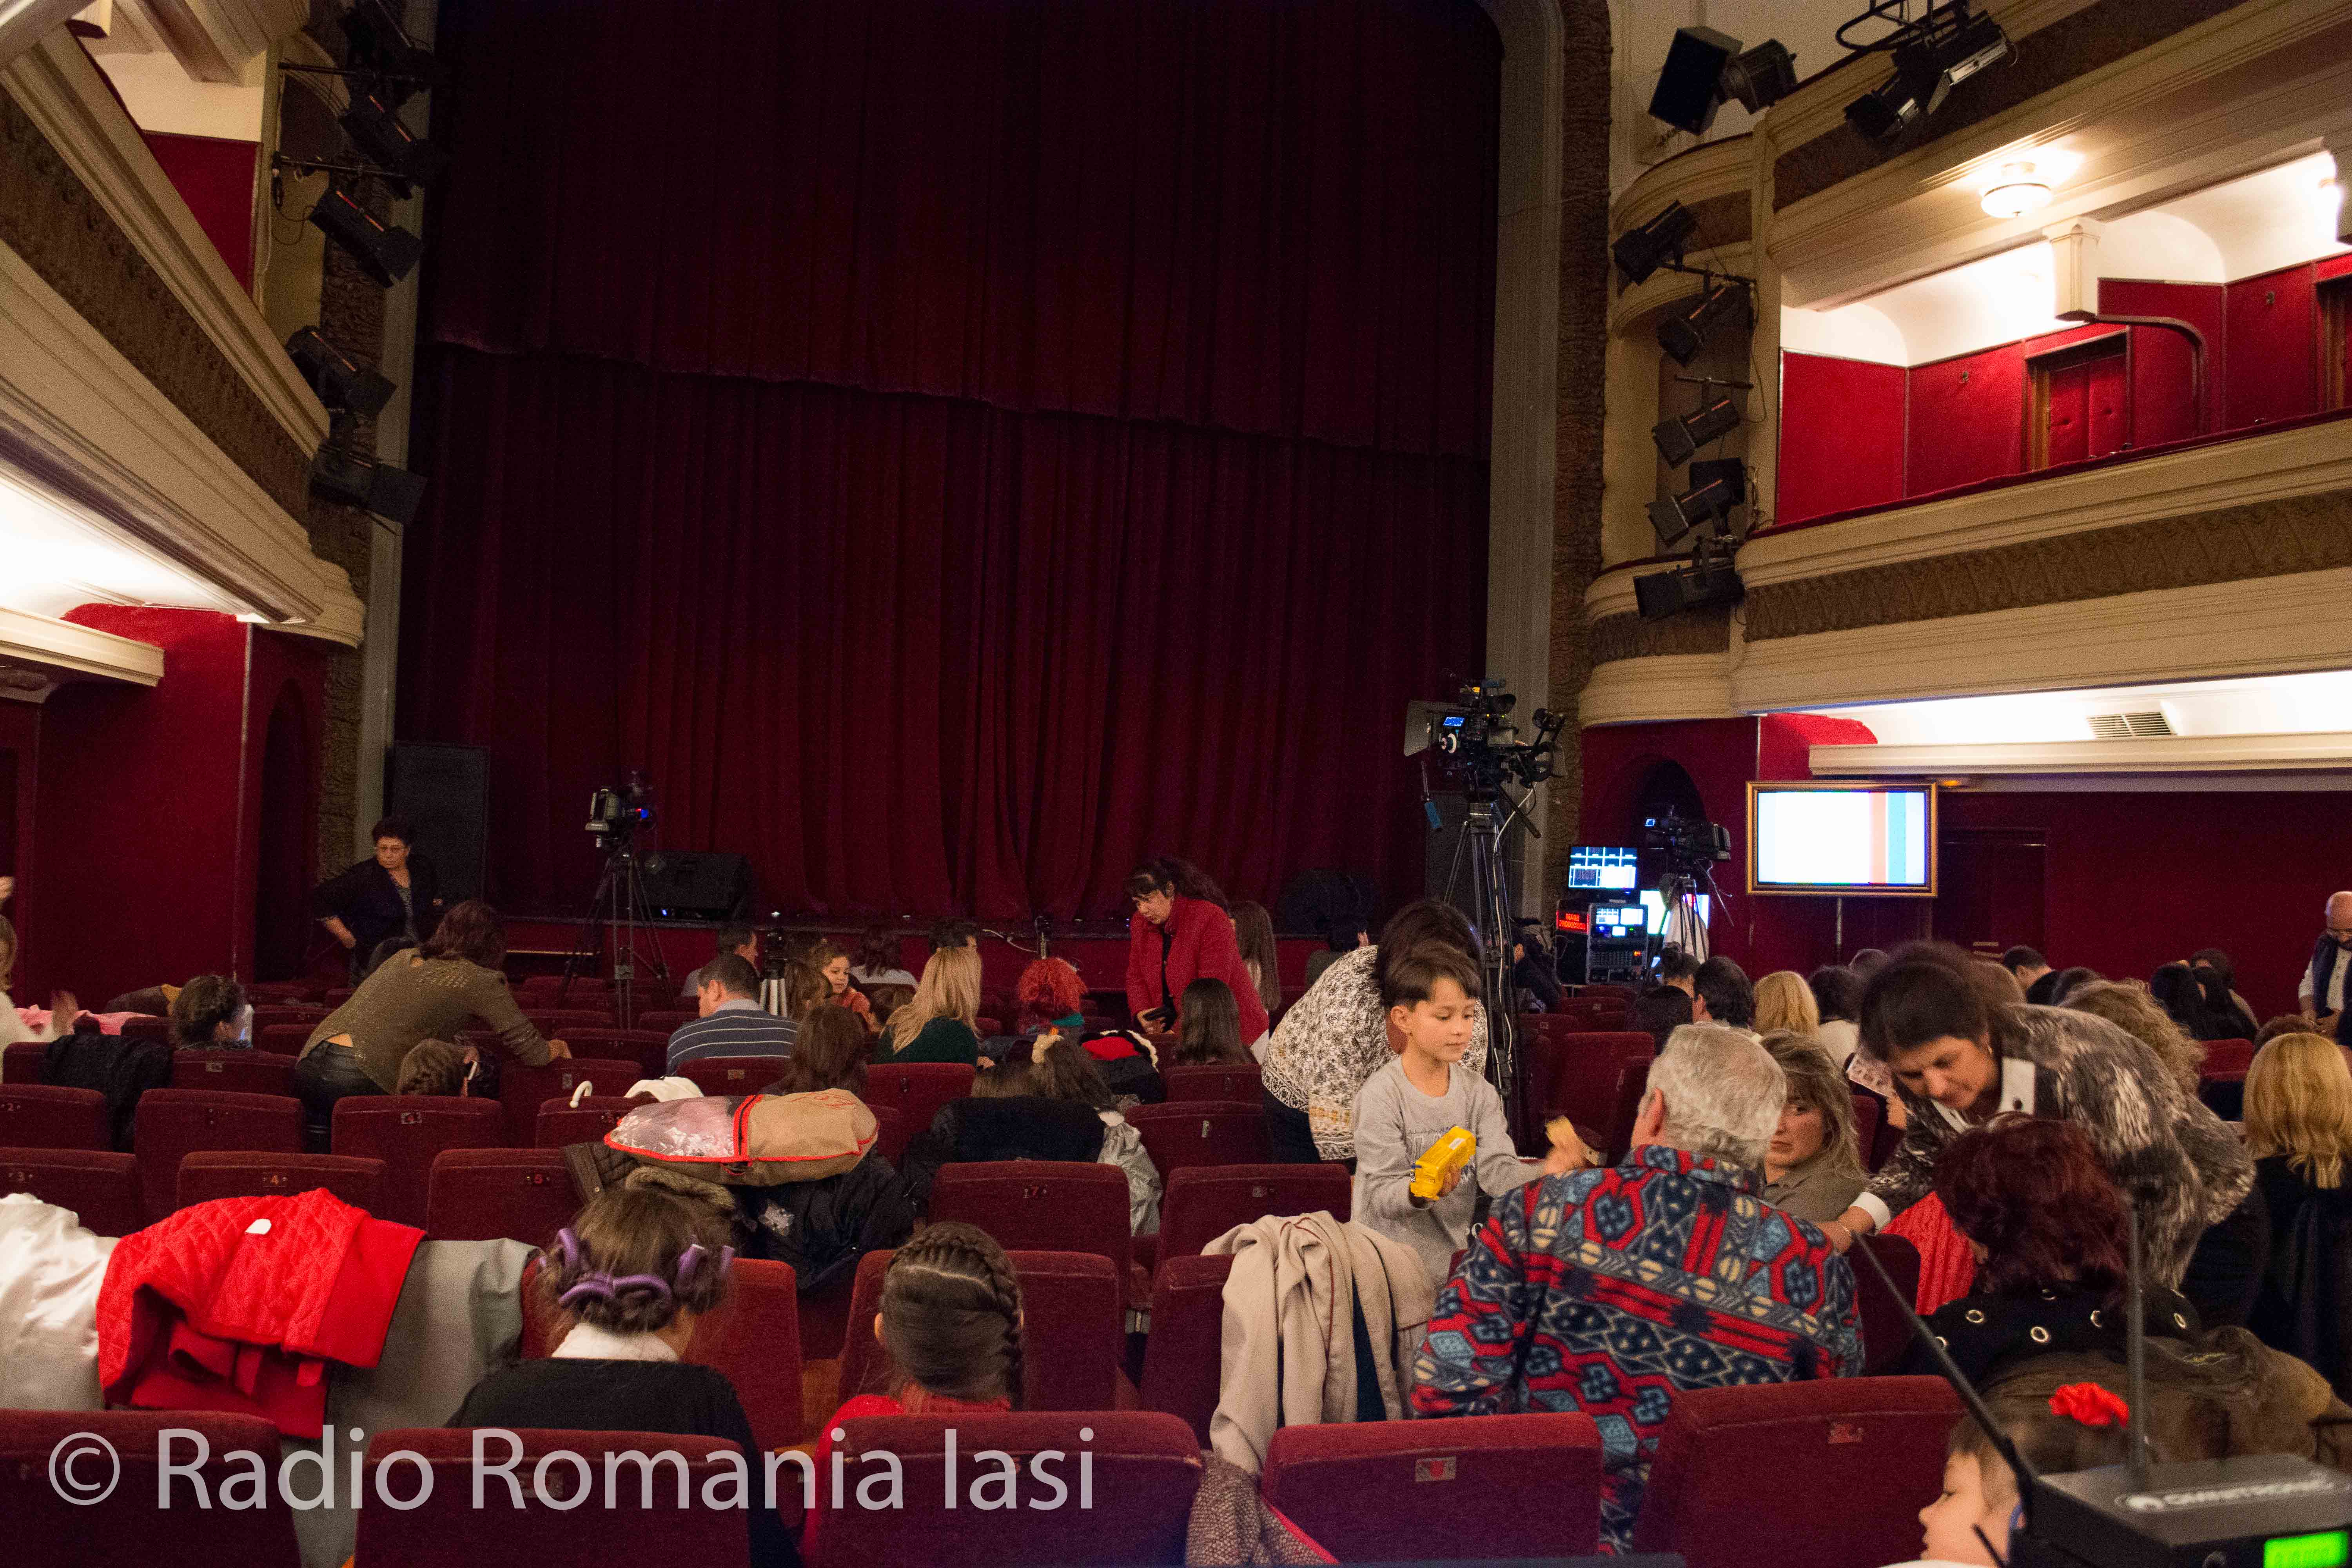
[2065,980,2205,1100]
[2247,1032,2352,1394]
[880,943,983,1065]
[1759,1031,1868,1224]
[1752,971,1821,1040]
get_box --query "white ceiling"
[1805,668,2352,747]
[0,463,243,620]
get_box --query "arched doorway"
[254,683,316,981]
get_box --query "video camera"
[1643,808,1730,875]
[1407,678,1563,800]
[586,772,655,848]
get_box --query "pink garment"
[15,1009,139,1035]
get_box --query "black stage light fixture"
[1613,201,1698,287]
[1650,27,1742,135]
[286,326,394,417]
[1652,394,1743,466]
[1635,551,1746,621]
[307,183,421,285]
[1658,278,1752,365]
[312,416,428,523]
[339,87,443,198]
[1647,458,1747,549]
[1846,5,2013,143]
[339,0,446,88]
[1845,72,1924,142]
[1720,40,1799,112]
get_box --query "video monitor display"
[1567,845,1640,892]
[1590,904,1647,940]
[1748,782,1938,897]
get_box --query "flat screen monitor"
[1567,845,1640,892]
[1590,904,1647,941]
[1748,782,1938,897]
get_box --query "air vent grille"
[2087,711,2173,739]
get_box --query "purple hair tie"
[552,1229,736,1310]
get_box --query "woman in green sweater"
[878,944,984,1065]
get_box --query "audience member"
[1979,960,2027,1005]
[2000,946,2050,991]
[167,973,248,1048]
[1759,1032,1869,1225]
[1824,943,2252,1289]
[1022,1038,1163,1232]
[2041,964,2101,1005]
[1413,1024,1859,1552]
[1353,945,1579,1289]
[394,1038,467,1096]
[1850,947,1890,977]
[1014,956,1087,1033]
[2063,980,2204,1098]
[1808,964,1863,1068]
[1752,970,1819,1038]
[682,924,760,1000]
[897,1063,1109,1210]
[1260,899,1490,1164]
[760,1005,869,1099]
[928,918,980,955]
[1693,954,1755,1027]
[2257,1013,2315,1048]
[666,954,799,1072]
[808,939,877,1033]
[1897,1401,2134,1568]
[879,945,984,1065]
[2246,1032,2352,1396]
[1895,1117,2200,1384]
[1124,857,1267,1044]
[1510,921,1563,1013]
[0,913,76,1044]
[725,1062,915,1292]
[848,925,916,989]
[1631,983,1693,1054]
[1656,947,1700,996]
[361,935,417,981]
[294,900,565,1151]
[312,815,443,985]
[448,1186,792,1568]
[1231,900,1284,1021]
[2300,891,2352,1040]
[2151,961,2246,1044]
[2190,947,2261,1038]
[1172,977,1249,1067]
[1305,916,1368,990]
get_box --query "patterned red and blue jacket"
[1411,1144,1862,1551]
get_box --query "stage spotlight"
[1720,40,1799,113]
[1647,458,1747,549]
[1657,278,1751,365]
[1649,27,1741,135]
[1652,395,1743,466]
[1635,551,1745,621]
[339,87,443,198]
[312,441,428,523]
[339,0,446,89]
[1846,6,2012,143]
[1845,72,1925,142]
[285,327,395,417]
[307,183,421,285]
[1613,202,1697,287]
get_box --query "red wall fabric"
[1776,354,1906,523]
[0,700,35,966]
[1905,345,2025,497]
[142,133,256,291]
[2038,340,2127,466]
[241,632,326,982]
[2224,263,2318,428]
[2100,279,2223,437]
[404,0,1500,922]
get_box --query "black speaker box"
[384,742,489,902]
[640,851,755,921]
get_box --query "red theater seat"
[811,1412,1200,1568]
[2,1409,301,1566]
[0,1084,109,1150]
[1523,1029,1654,1135]
[1126,1100,1270,1174]
[250,1006,325,1031]
[1625,1376,1961,1568]
[832,1248,1123,1412]
[2,1040,43,1083]
[249,980,321,1005]
[677,1056,786,1096]
[1856,1234,1925,1376]
[1262,1412,1606,1559]
[1138,1252,1233,1445]
[325,987,357,1007]
[356,1428,751,1568]
[555,1027,674,1079]
[333,1096,505,1228]
[497,1057,644,1146]
[118,1014,172,1042]
[133,1088,302,1219]
[171,1049,298,1096]
[631,1008,696,1032]
[1602,1056,1650,1162]
[178,1150,385,1210]
[929,1161,1135,1280]
[862,1060,974,1138]
[426,1147,575,1245]
[1151,1163,1350,1261]
[864,1105,906,1166]
[1161,1063,1264,1103]
[1849,1091,1884,1167]
[257,1023,316,1055]
[523,1008,618,1033]
[535,1094,647,1148]
[0,1147,143,1235]
[2202,1038,2254,1077]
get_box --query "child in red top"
[806,1223,1024,1546]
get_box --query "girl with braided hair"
[448,1186,795,1568]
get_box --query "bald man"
[2301,891,2352,1038]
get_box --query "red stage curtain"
[402,0,1499,920]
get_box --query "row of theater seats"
[2,1374,1960,1567]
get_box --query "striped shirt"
[665,999,797,1072]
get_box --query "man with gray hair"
[1413,1023,1861,1552]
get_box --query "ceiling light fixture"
[1980,161,2051,218]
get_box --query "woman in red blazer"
[1123,858,1270,1044]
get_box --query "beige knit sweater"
[303,954,550,1090]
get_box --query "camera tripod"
[1443,786,1535,1136]
[558,840,672,1017]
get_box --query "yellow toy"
[1411,1126,1477,1200]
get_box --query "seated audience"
[730,1062,916,1292]
[2246,1031,2352,1397]
[927,917,979,955]
[1808,964,1863,1068]
[1895,1117,2201,1385]
[1850,947,1889,977]
[666,954,799,1072]
[1171,977,1250,1066]
[1825,943,2251,1292]
[168,974,249,1048]
[2152,960,2249,1044]
[1008,1038,1162,1232]
[848,925,916,990]
[878,944,984,1065]
[1413,1024,1860,1552]
[1979,960,2027,1004]
[809,939,877,1033]
[1999,945,2050,993]
[2190,947,2261,1038]
[1305,916,1368,991]
[897,1059,1108,1211]
[1510,920,1563,1013]
[1261,899,1490,1164]
[1693,954,1755,1027]
[1759,1032,1869,1225]
[1353,945,1579,1290]
[680,924,759,1000]
[448,1185,792,1568]
[1232,900,1285,1022]
[2041,964,2101,1005]
[1633,947,1700,1052]
[761,1004,869,1098]
[0,913,76,1044]
[295,900,565,1151]
[2258,1013,2318,1048]
[1124,856,1265,1042]
[1014,956,1088,1034]
[1896,1396,2136,1568]
[2064,979,2205,1098]
[1752,969,1819,1038]
[394,1038,467,1096]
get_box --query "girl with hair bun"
[448,1185,793,1567]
